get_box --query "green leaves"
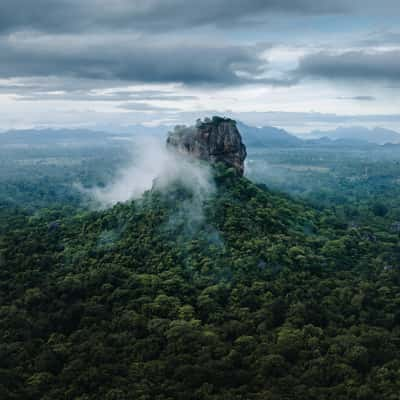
[1,169,400,399]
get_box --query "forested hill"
[1,166,400,399]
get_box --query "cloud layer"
[0,1,400,131]
[0,33,270,85]
[83,136,214,207]
[0,0,349,34]
[3,0,400,37]
[297,50,400,83]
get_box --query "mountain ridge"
[307,126,400,145]
[2,124,400,147]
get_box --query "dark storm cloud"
[0,33,270,85]
[0,1,398,89]
[0,0,399,106]
[0,0,349,34]
[296,50,400,83]
[2,0,400,35]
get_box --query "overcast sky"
[1,0,400,133]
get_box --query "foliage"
[1,165,400,399]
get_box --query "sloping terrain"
[1,166,399,399]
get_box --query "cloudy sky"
[1,0,400,133]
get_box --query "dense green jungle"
[1,135,400,399]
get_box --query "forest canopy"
[1,164,399,399]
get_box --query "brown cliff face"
[166,117,247,175]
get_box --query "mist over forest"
[2,1,400,399]
[2,119,400,399]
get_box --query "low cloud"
[296,50,400,83]
[336,96,376,101]
[82,136,215,208]
[117,102,180,112]
[0,79,199,103]
[357,30,400,47]
[81,136,216,238]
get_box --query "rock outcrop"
[167,116,247,175]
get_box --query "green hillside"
[1,166,400,400]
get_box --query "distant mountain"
[0,128,119,147]
[0,126,170,148]
[0,127,164,148]
[3,124,398,150]
[109,124,169,138]
[305,136,377,148]
[308,126,400,145]
[0,123,306,150]
[237,121,302,147]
